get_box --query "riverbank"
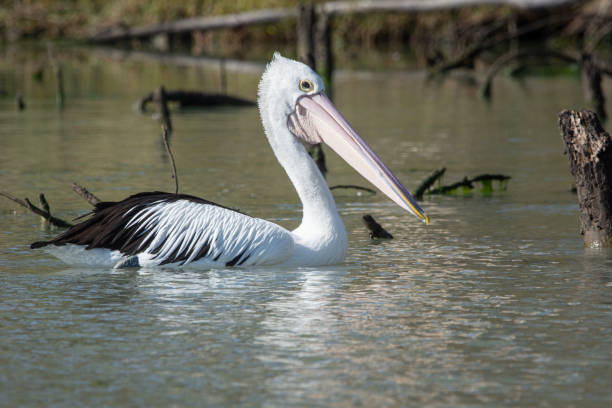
[3,1,610,57]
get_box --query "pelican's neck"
[260,105,347,264]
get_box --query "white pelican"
[31,53,428,268]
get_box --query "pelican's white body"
[46,193,347,268]
[46,54,348,268]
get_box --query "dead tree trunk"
[559,110,612,247]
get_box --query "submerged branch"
[1,190,72,228]
[415,167,446,200]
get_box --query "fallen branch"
[138,90,255,112]
[72,182,101,206]
[428,177,474,195]
[422,173,511,196]
[362,214,393,239]
[1,191,72,228]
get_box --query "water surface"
[1,45,611,407]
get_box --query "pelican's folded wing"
[31,192,294,268]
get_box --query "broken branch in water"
[417,172,511,196]
[72,182,101,206]
[1,190,72,228]
[414,167,446,200]
[362,214,393,239]
[162,125,179,194]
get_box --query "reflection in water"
[256,268,345,358]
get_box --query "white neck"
[260,104,348,265]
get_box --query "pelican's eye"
[299,79,313,92]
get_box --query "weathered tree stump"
[559,110,612,247]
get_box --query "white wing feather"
[126,200,294,267]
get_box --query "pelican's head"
[258,52,429,224]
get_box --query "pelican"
[31,53,428,268]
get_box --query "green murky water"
[1,44,611,407]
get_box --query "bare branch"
[162,125,179,194]
[72,182,101,206]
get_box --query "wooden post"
[559,110,612,247]
[297,2,316,69]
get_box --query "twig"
[329,185,376,194]
[362,214,393,239]
[162,125,179,194]
[1,190,72,228]
[38,193,50,215]
[414,167,446,200]
[72,182,101,206]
